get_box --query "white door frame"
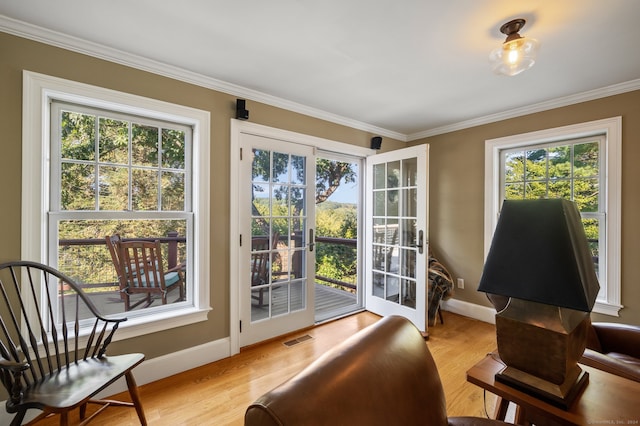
[229,120,374,354]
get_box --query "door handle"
[416,230,424,254]
[309,229,315,252]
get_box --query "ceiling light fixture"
[489,18,540,76]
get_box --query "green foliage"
[504,141,601,254]
[250,154,359,288]
[315,201,358,285]
[56,107,189,288]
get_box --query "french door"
[238,132,316,347]
[365,145,429,333]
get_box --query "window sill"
[592,301,623,317]
[110,305,212,342]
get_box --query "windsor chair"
[0,261,146,426]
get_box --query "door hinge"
[240,234,242,246]
[240,147,243,161]
[239,320,242,333]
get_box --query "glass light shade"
[489,37,540,76]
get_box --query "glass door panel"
[240,133,315,347]
[366,145,428,332]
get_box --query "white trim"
[229,120,374,354]
[106,336,232,394]
[232,120,376,158]
[22,71,212,339]
[407,80,640,141]
[484,117,623,316]
[441,299,496,325]
[4,14,638,142]
[1,15,404,141]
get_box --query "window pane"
[57,219,187,315]
[549,145,571,179]
[505,183,524,199]
[504,151,524,183]
[374,191,385,216]
[574,178,599,212]
[402,158,417,186]
[525,148,547,180]
[387,161,400,188]
[272,185,290,216]
[387,190,399,217]
[291,155,305,185]
[252,183,270,216]
[373,164,385,189]
[99,166,129,210]
[162,129,185,169]
[273,152,289,183]
[132,169,158,211]
[61,163,95,210]
[525,181,547,199]
[401,278,416,308]
[99,118,129,164]
[548,179,571,199]
[132,123,159,167]
[400,218,416,247]
[402,188,417,217]
[61,111,95,161]
[291,187,305,216]
[161,171,185,211]
[574,141,599,178]
[582,218,600,281]
[252,149,270,183]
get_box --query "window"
[485,117,622,316]
[23,72,211,340]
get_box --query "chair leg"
[125,371,147,426]
[10,410,26,426]
[80,402,87,419]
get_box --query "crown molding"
[407,79,640,141]
[0,14,406,141]
[3,14,639,143]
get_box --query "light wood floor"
[37,311,499,425]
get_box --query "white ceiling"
[2,0,640,141]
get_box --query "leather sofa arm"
[581,348,640,382]
[591,322,640,359]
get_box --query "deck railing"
[58,232,186,292]
[59,233,358,294]
[314,236,357,292]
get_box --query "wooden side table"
[466,352,640,425]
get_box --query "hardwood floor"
[36,311,498,425]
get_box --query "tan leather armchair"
[580,322,640,382]
[245,316,507,426]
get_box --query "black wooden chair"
[0,260,146,426]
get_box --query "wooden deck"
[250,282,359,322]
[81,282,359,322]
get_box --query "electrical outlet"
[457,278,464,289]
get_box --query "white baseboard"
[100,336,232,397]
[441,298,496,325]
[2,337,232,425]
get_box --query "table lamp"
[478,199,600,408]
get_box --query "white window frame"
[23,71,211,340]
[484,117,622,316]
